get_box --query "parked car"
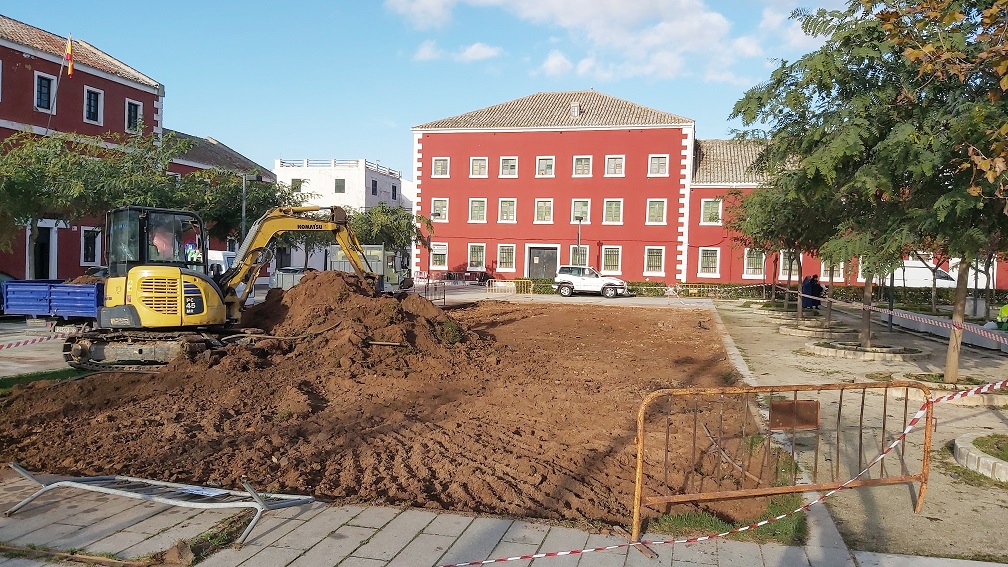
[84,266,108,278]
[884,260,956,288]
[552,265,630,298]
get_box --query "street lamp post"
[574,215,583,265]
[238,173,264,240]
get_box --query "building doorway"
[527,246,558,279]
[33,227,52,279]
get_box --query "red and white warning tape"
[440,379,1008,566]
[777,285,1008,347]
[0,334,68,351]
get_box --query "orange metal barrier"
[631,381,933,541]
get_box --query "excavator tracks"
[63,331,224,373]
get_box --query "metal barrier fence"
[485,279,517,294]
[631,381,933,541]
[423,281,446,305]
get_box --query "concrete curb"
[805,341,931,361]
[953,433,1008,482]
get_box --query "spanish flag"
[64,35,73,77]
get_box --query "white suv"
[552,265,630,298]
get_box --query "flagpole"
[45,34,71,136]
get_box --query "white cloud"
[540,50,573,76]
[385,0,457,29]
[455,42,503,62]
[732,36,764,58]
[413,40,443,61]
[391,0,842,82]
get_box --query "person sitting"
[149,221,177,261]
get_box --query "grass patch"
[0,368,90,396]
[903,373,985,386]
[973,434,1008,462]
[165,510,254,564]
[644,440,807,545]
[646,492,807,544]
[933,444,1008,490]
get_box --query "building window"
[534,199,553,223]
[334,178,345,193]
[125,99,142,132]
[573,156,592,177]
[371,179,378,195]
[601,246,622,274]
[603,199,622,224]
[497,244,516,272]
[432,157,450,178]
[649,154,669,176]
[744,249,765,278]
[646,199,667,224]
[698,248,720,277]
[700,199,722,224]
[431,198,448,221]
[468,243,486,270]
[536,156,555,177]
[470,157,488,178]
[35,72,56,112]
[605,155,625,177]
[431,243,448,269]
[469,198,487,223]
[821,261,845,282]
[291,179,304,192]
[392,184,397,200]
[571,199,590,223]
[644,247,665,276]
[570,245,588,266]
[499,157,518,178]
[81,227,101,266]
[779,250,800,279]
[498,198,516,223]
[83,87,103,125]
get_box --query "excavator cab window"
[107,207,208,278]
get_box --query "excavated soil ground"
[0,272,766,530]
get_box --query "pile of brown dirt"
[0,272,761,528]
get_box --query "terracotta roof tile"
[693,139,767,185]
[168,129,275,182]
[0,14,160,88]
[414,90,693,130]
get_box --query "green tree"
[875,0,1008,207]
[0,128,191,277]
[730,2,1008,378]
[348,202,435,254]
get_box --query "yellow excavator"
[63,205,376,371]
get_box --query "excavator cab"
[107,207,208,278]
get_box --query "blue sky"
[7,0,843,179]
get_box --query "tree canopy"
[729,0,1008,379]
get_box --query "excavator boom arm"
[221,206,375,304]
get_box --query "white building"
[274,158,410,211]
[271,158,415,271]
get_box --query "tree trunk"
[944,260,972,383]
[785,257,794,311]
[983,254,994,320]
[860,275,873,348]
[825,264,835,326]
[25,217,39,280]
[795,257,804,325]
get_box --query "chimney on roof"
[570,101,581,119]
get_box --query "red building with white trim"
[412,91,1004,289]
[412,91,694,283]
[0,14,272,281]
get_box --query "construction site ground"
[0,277,1006,566]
